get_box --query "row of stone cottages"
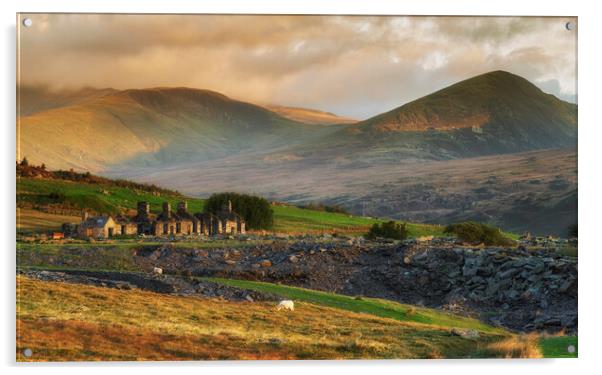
[69,200,245,239]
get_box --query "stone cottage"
[133,201,154,235]
[74,200,246,239]
[78,212,118,239]
[114,214,138,236]
[153,202,195,236]
[194,212,222,235]
[216,200,246,235]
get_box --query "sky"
[18,14,577,119]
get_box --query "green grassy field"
[207,277,503,333]
[17,177,205,216]
[539,336,578,358]
[17,177,446,237]
[208,278,578,358]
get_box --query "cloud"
[18,14,577,118]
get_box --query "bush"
[47,191,66,202]
[567,224,577,238]
[367,221,408,240]
[299,202,350,215]
[205,192,274,230]
[444,221,513,246]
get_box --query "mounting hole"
[22,18,32,28]
[23,348,32,357]
[567,345,576,353]
[565,21,575,31]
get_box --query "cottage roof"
[194,212,221,222]
[81,215,112,228]
[156,211,196,222]
[218,211,244,222]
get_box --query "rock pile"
[384,247,577,332]
[133,239,577,333]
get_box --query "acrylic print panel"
[16,14,577,361]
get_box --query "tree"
[444,221,513,246]
[205,192,274,230]
[367,221,408,240]
[20,157,29,166]
[568,224,578,238]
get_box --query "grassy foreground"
[206,277,501,333]
[17,276,531,361]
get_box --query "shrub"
[444,221,513,246]
[299,202,350,215]
[47,191,66,202]
[205,192,274,230]
[367,221,408,240]
[567,224,577,238]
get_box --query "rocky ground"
[20,269,279,302]
[132,238,577,333]
[20,237,577,334]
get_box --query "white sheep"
[276,300,295,311]
[153,267,163,275]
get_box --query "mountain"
[17,71,578,234]
[17,87,336,172]
[360,70,576,133]
[18,71,577,172]
[265,105,357,125]
[18,85,118,116]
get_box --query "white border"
[2,0,601,374]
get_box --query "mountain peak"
[359,70,575,134]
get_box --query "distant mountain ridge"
[17,71,578,235]
[301,70,577,161]
[359,70,576,133]
[18,70,577,173]
[17,86,335,172]
[265,105,357,125]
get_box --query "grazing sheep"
[153,267,163,275]
[276,300,294,311]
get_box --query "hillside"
[17,87,336,172]
[16,174,446,237]
[17,71,578,235]
[360,70,576,134]
[310,70,577,160]
[18,276,537,361]
[265,105,357,125]
[18,85,117,116]
[18,71,577,173]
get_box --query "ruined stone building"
[78,212,119,239]
[194,212,222,235]
[74,200,245,239]
[133,201,154,235]
[153,202,196,236]
[216,200,246,234]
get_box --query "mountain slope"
[308,70,577,160]
[18,85,118,116]
[361,70,576,133]
[17,87,334,172]
[265,105,357,125]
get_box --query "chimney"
[162,202,171,215]
[137,201,150,216]
[221,200,232,213]
[177,201,188,213]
